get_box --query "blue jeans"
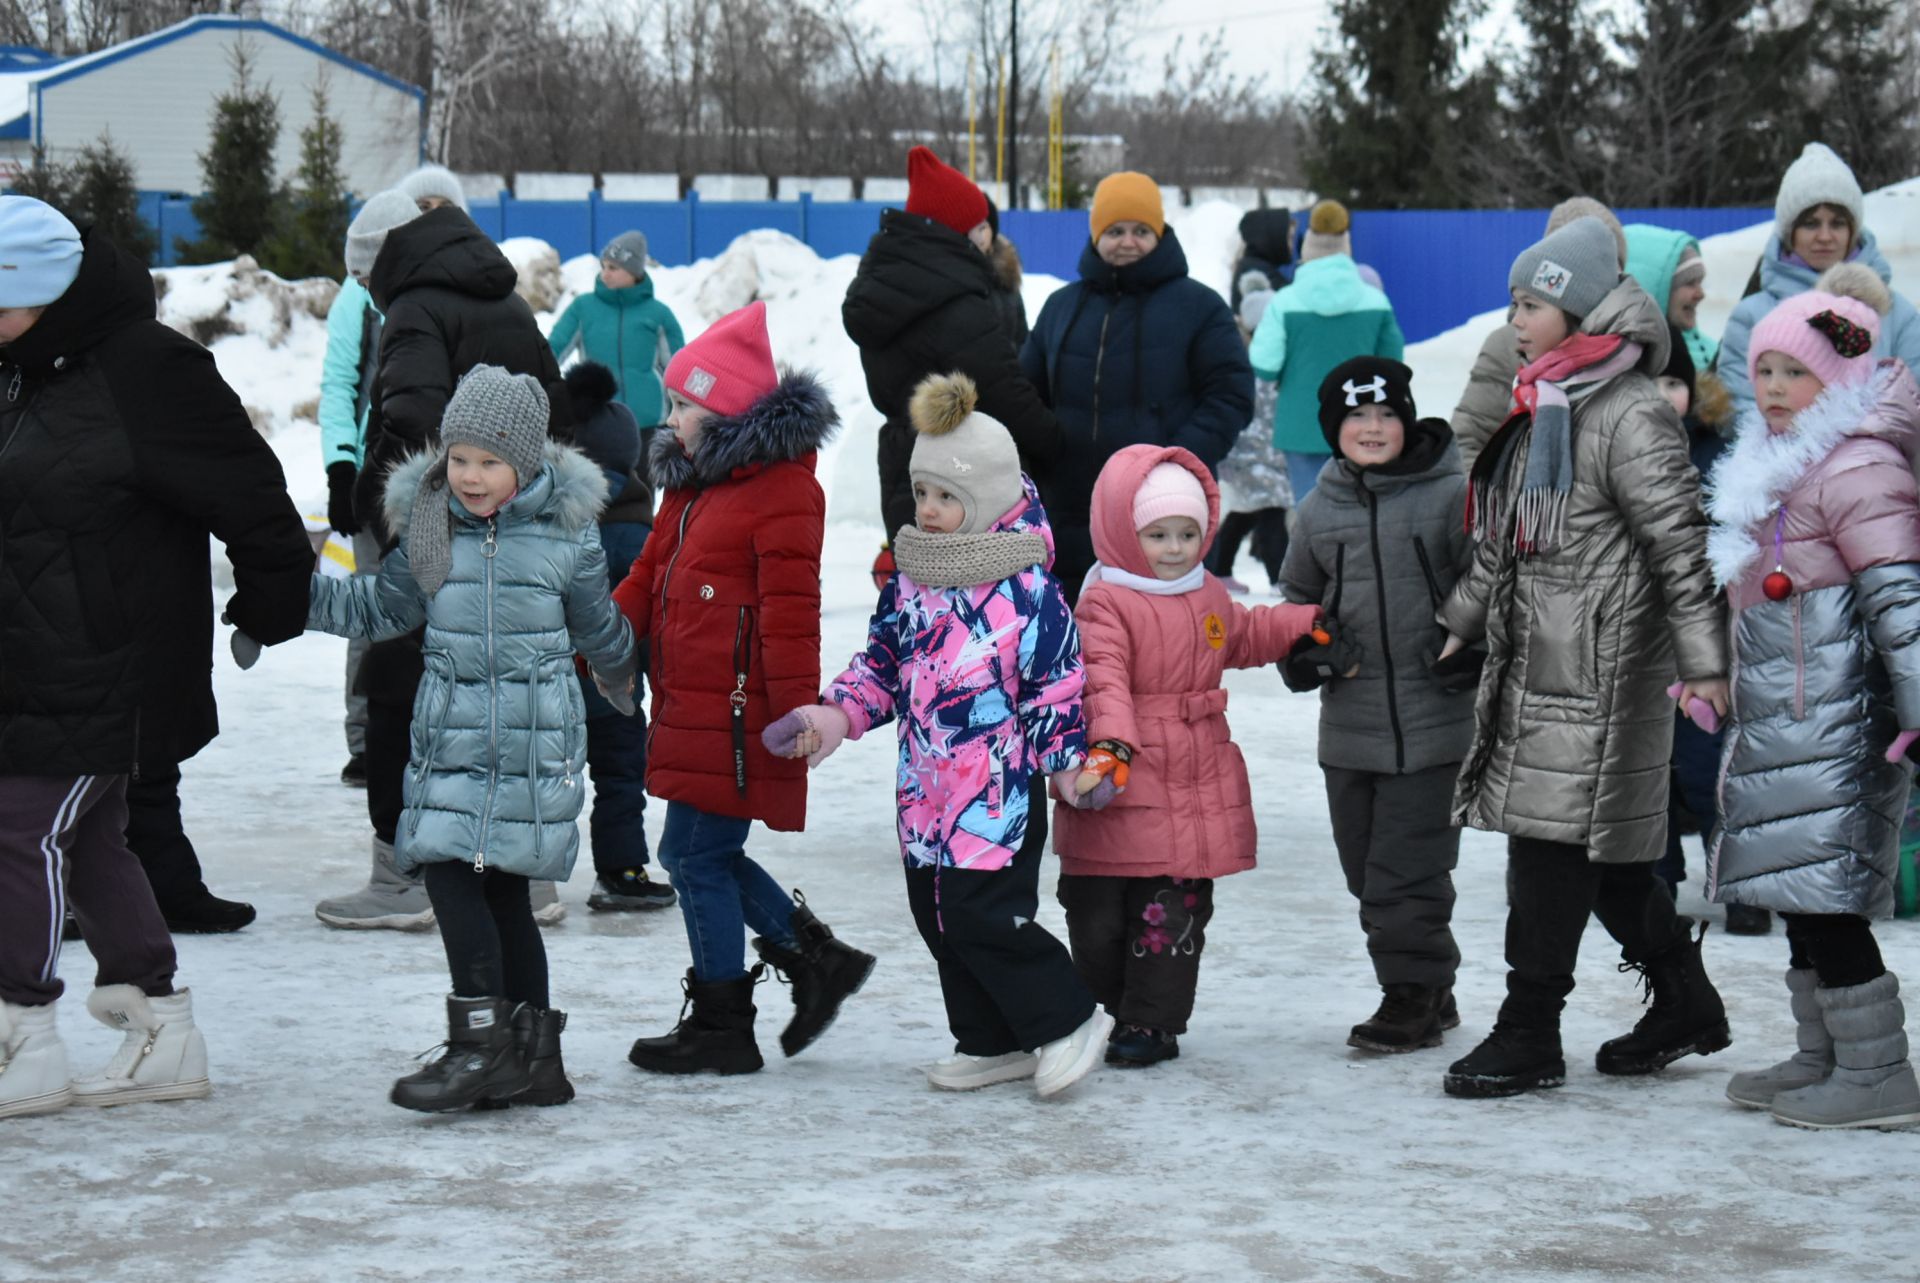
[655,801,797,981]
[1286,450,1332,502]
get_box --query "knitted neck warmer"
[410,469,517,596]
[1470,334,1642,554]
[891,525,1047,589]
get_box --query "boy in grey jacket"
[1280,357,1477,1053]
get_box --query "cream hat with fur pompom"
[908,372,1024,535]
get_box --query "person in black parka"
[844,146,1061,548]
[0,199,310,1115]
[318,193,575,932]
[1021,172,1253,599]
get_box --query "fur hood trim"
[650,368,839,491]
[383,442,610,537]
[989,234,1023,294]
[1705,360,1908,586]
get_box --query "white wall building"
[0,16,422,196]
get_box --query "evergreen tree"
[1304,0,1497,208]
[69,133,157,264]
[259,80,353,280]
[4,146,75,209]
[179,42,284,264]
[1487,0,1622,202]
[1793,0,1919,195]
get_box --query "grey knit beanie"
[410,365,551,595]
[1774,142,1864,248]
[1509,216,1622,322]
[345,189,422,277]
[398,163,469,213]
[907,372,1024,535]
[1545,196,1626,268]
[602,230,649,277]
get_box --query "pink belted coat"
[1053,444,1317,880]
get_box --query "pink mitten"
[1887,729,1920,764]
[1666,681,1720,734]
[804,703,851,766]
[1051,767,1086,808]
[760,703,852,766]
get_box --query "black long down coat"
[843,209,1061,538]
[0,230,312,775]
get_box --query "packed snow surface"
[12,202,1920,1283]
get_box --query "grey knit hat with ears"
[409,365,550,595]
[398,163,469,213]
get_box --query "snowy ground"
[10,199,1920,1282]
[10,528,1920,1283]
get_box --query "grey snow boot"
[315,837,435,931]
[1726,968,1832,1109]
[1771,972,1920,1131]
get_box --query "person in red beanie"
[611,301,876,1076]
[845,145,1061,591]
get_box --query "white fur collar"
[1704,364,1899,587]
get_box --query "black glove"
[1429,644,1487,695]
[327,461,360,536]
[1279,619,1360,692]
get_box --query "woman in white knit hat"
[1716,142,1920,423]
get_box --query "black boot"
[1349,984,1447,1053]
[1724,903,1773,936]
[1443,1019,1567,1098]
[477,1006,575,1109]
[1595,923,1731,1076]
[1438,987,1460,1031]
[158,885,257,935]
[751,891,876,1058]
[627,969,765,1075]
[391,996,530,1113]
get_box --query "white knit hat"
[344,189,422,277]
[1774,143,1864,248]
[398,164,469,213]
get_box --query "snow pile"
[152,257,337,440]
[499,236,563,313]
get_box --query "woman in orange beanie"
[1020,171,1253,601]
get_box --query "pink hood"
[1089,444,1221,577]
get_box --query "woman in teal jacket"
[548,231,685,426]
[1250,251,1403,501]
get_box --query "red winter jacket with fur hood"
[613,372,838,830]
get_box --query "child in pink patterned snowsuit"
[1055,443,1320,1066]
[765,373,1113,1097]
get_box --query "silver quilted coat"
[1706,360,1920,918]
[1439,280,1728,863]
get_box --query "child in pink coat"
[1057,444,1320,1065]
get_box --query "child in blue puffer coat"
[307,365,635,1115]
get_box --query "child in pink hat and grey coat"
[1055,444,1320,1066]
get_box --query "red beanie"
[663,301,778,417]
[906,145,988,239]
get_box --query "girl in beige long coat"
[1435,217,1732,1101]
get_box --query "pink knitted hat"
[1748,263,1888,391]
[1132,461,1209,531]
[664,301,778,417]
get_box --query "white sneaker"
[69,986,211,1108]
[0,1000,72,1119]
[530,879,567,926]
[926,1050,1039,1091]
[1034,1010,1116,1098]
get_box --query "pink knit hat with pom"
[1132,461,1209,531]
[1748,262,1888,391]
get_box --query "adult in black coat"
[352,203,569,531]
[843,148,1061,544]
[0,204,310,1028]
[323,198,574,930]
[1021,175,1253,598]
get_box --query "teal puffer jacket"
[547,277,685,426]
[307,445,635,879]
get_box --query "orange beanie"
[1088,172,1165,239]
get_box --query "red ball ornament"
[1763,570,1793,601]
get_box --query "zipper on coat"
[475,517,499,872]
[730,606,751,797]
[1329,543,1345,620]
[1090,310,1113,440]
[1792,594,1805,721]
[1362,484,1406,771]
[1412,537,1444,611]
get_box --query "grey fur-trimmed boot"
[1771,972,1920,1130]
[1726,968,1832,1109]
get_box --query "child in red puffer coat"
[1056,444,1320,1066]
[611,301,873,1077]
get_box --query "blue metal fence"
[137,191,1772,345]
